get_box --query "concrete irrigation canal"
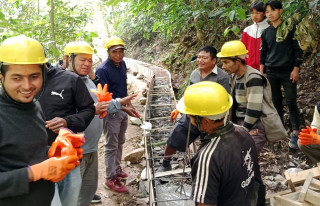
[126,58,195,206]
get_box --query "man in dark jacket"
[39,50,95,205]
[260,0,303,149]
[176,81,265,206]
[96,36,138,193]
[0,35,78,206]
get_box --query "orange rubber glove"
[170,109,179,123]
[30,155,78,182]
[48,128,85,163]
[298,126,320,145]
[91,83,113,119]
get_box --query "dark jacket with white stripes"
[191,122,264,205]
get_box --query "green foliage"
[0,0,97,61]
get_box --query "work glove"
[48,128,85,163]
[91,83,113,118]
[29,155,78,182]
[298,126,320,145]
[170,109,179,123]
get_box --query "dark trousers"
[266,67,300,130]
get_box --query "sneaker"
[117,167,129,178]
[289,133,299,150]
[104,177,129,193]
[91,194,101,203]
[157,163,172,172]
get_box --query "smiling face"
[70,53,93,76]
[108,45,125,66]
[197,51,216,72]
[0,64,43,103]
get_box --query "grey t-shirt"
[189,65,230,93]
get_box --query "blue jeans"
[266,67,300,130]
[51,166,82,206]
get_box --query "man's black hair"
[265,0,283,10]
[0,65,8,76]
[198,46,217,59]
[250,2,265,12]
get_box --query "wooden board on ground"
[154,168,191,178]
[284,165,320,192]
[273,175,320,206]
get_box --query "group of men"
[159,1,318,206]
[0,0,318,206]
[0,34,135,206]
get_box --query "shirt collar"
[197,65,218,75]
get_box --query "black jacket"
[260,23,303,68]
[0,88,54,206]
[39,66,95,145]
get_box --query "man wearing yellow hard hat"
[95,36,138,193]
[65,41,137,204]
[39,41,96,205]
[176,81,264,205]
[217,40,287,155]
[0,35,79,205]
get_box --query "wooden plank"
[286,165,320,185]
[150,126,173,131]
[298,172,313,202]
[274,195,303,206]
[310,178,320,190]
[148,116,171,120]
[305,188,320,204]
[284,171,296,192]
[266,187,301,200]
[270,197,275,206]
[154,168,191,178]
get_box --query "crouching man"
[176,81,265,206]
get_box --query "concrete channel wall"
[125,58,194,206]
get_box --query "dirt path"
[93,72,147,206]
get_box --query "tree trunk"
[50,0,58,59]
[190,0,205,45]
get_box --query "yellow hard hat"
[104,36,125,50]
[176,81,233,119]
[63,42,74,55]
[217,40,248,58]
[65,41,94,55]
[0,35,48,64]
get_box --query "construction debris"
[267,164,320,206]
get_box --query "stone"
[137,181,149,198]
[136,198,148,206]
[126,175,138,186]
[142,89,148,97]
[272,165,280,173]
[274,174,285,182]
[133,71,138,76]
[124,147,145,163]
[137,74,144,80]
[130,117,142,125]
[140,97,147,105]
